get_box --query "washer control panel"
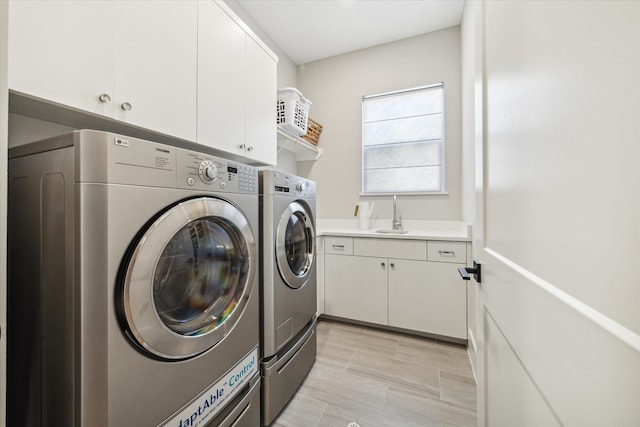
[178,150,257,194]
[259,170,316,197]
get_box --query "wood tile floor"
[272,319,477,427]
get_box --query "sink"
[375,229,409,234]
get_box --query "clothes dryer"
[259,170,317,425]
[7,130,261,426]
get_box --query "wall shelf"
[277,126,323,161]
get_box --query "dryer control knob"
[295,182,304,192]
[199,160,218,183]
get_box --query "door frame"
[1,2,9,426]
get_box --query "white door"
[469,1,640,426]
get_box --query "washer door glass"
[121,197,256,360]
[154,219,243,336]
[276,201,315,289]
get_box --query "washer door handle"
[305,226,313,254]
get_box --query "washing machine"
[259,170,317,425]
[7,130,262,427]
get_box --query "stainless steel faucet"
[392,195,402,230]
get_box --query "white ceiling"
[236,0,465,65]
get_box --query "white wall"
[297,27,462,221]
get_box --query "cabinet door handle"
[98,93,111,103]
[247,146,254,152]
[332,244,344,250]
[121,102,133,111]
[381,262,385,268]
[390,262,395,268]
[439,250,455,256]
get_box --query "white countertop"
[316,219,471,242]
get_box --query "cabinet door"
[244,36,277,165]
[8,0,115,116]
[388,259,467,339]
[115,0,197,141]
[197,1,246,155]
[324,255,387,325]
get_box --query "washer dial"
[199,160,218,183]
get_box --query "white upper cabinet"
[8,0,198,142]
[197,1,278,165]
[114,1,197,141]
[8,1,116,117]
[8,0,277,164]
[197,1,246,156]
[245,36,277,165]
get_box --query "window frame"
[361,83,446,196]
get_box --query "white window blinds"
[362,83,445,194]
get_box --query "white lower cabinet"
[324,254,388,324]
[323,237,468,340]
[388,259,467,339]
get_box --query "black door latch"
[458,260,482,283]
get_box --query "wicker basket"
[301,118,323,145]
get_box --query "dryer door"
[275,201,315,289]
[119,197,256,360]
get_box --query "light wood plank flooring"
[272,319,477,427]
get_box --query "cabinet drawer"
[427,241,467,264]
[353,238,426,261]
[324,237,353,255]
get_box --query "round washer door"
[120,197,256,360]
[275,201,315,289]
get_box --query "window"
[362,83,445,194]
